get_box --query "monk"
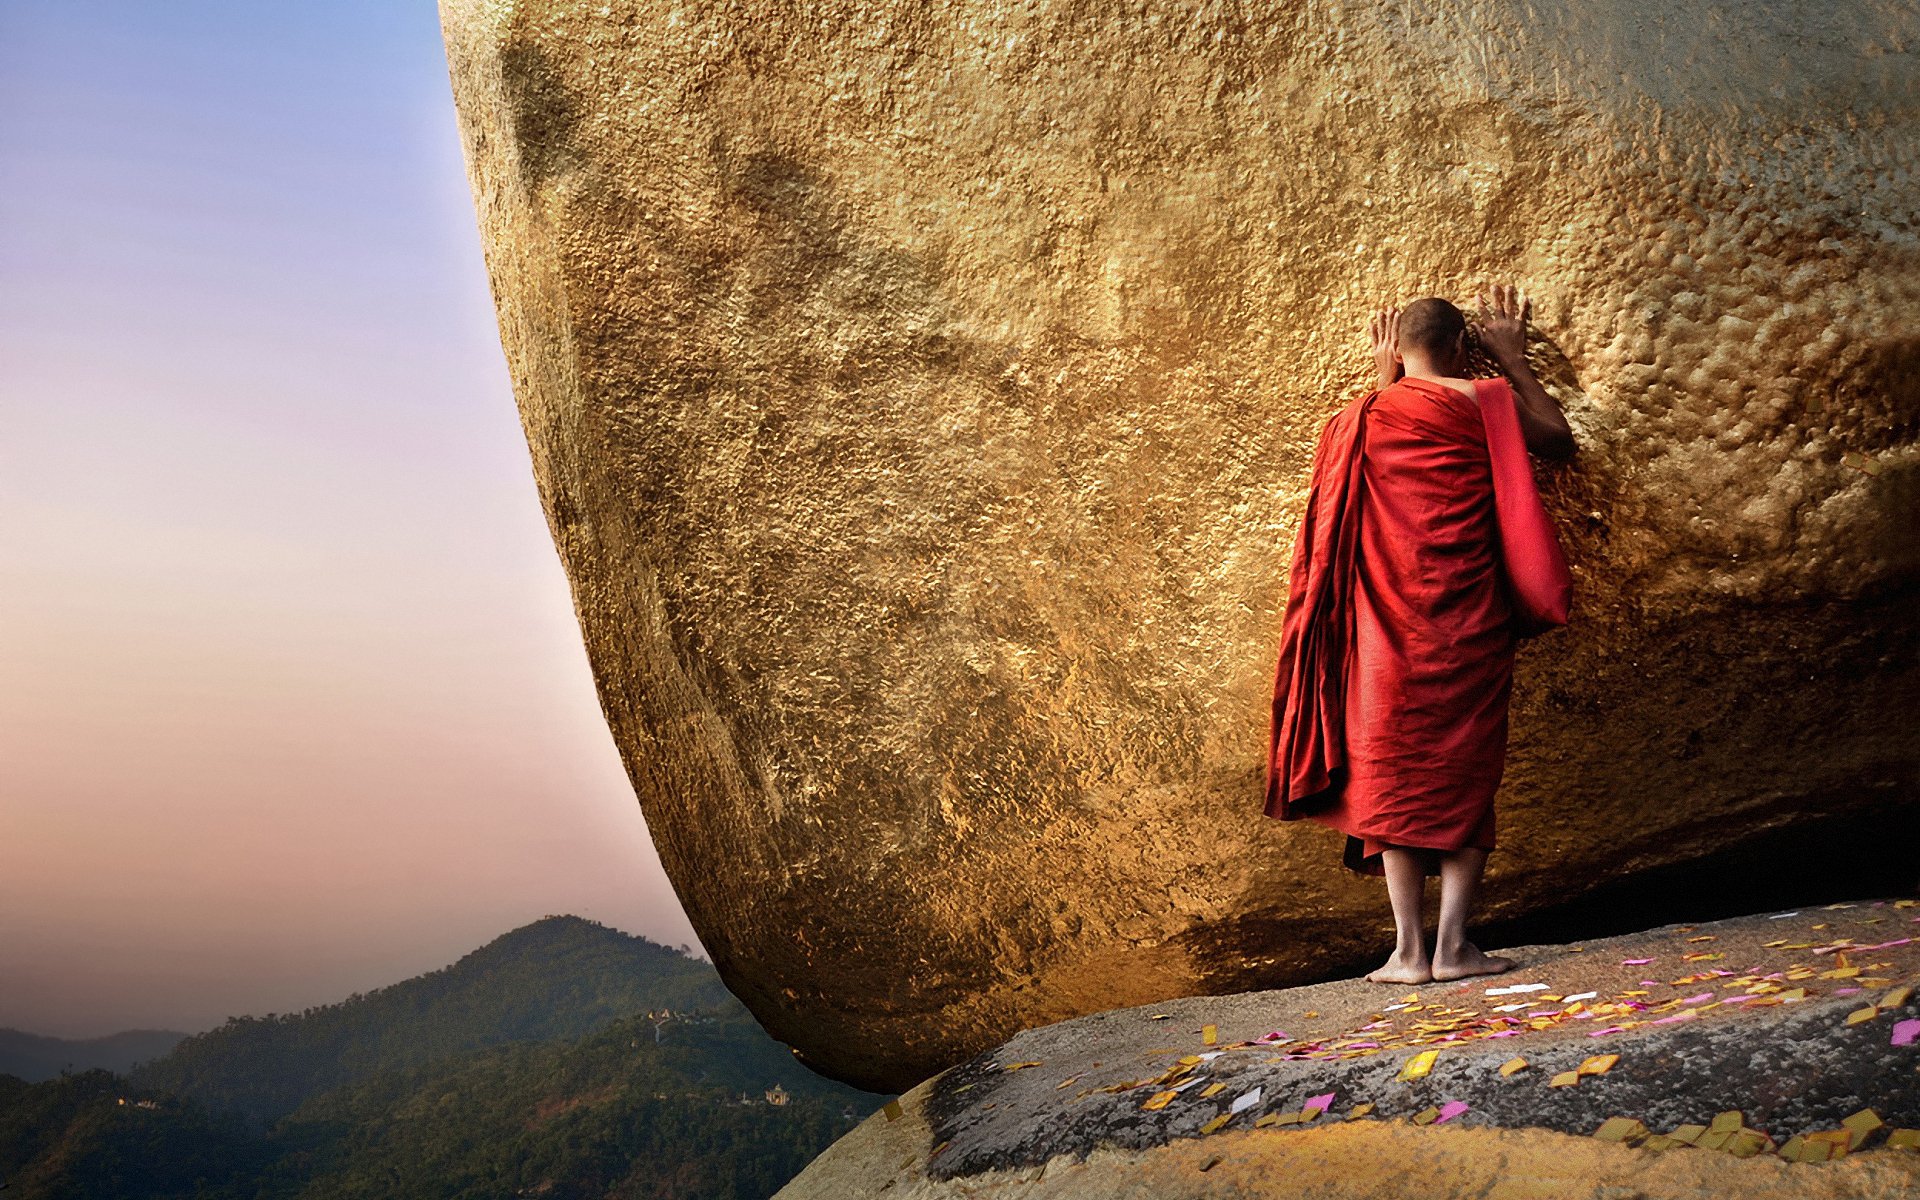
[1264,284,1576,984]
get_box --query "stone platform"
[778,899,1920,1198]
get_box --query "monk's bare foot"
[1365,950,1432,984]
[1430,941,1516,981]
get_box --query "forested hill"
[0,998,887,1200]
[130,914,732,1124]
[0,1029,187,1083]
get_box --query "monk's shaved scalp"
[1398,297,1467,356]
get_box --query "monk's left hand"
[1369,306,1402,389]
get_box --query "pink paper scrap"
[1304,1092,1335,1114]
[1720,995,1758,1004]
[1892,1019,1920,1047]
[1653,1011,1700,1025]
[1834,987,1863,996]
[1621,958,1654,965]
[1435,1100,1470,1123]
[1586,1026,1629,1036]
[1681,992,1714,1004]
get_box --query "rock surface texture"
[440,0,1920,1091]
[777,901,1920,1198]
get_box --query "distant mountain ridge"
[130,914,732,1124]
[0,1029,188,1084]
[0,914,885,1200]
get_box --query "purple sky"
[0,1,703,1039]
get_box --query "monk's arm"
[1475,284,1575,459]
[1498,357,1576,460]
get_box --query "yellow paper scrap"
[1055,1075,1081,1089]
[1549,1071,1580,1087]
[1823,966,1861,979]
[1254,1112,1281,1128]
[1499,1057,1528,1077]
[1708,1110,1744,1134]
[1003,1061,1043,1071]
[1347,1102,1375,1119]
[883,1099,903,1121]
[1411,1105,1440,1125]
[1695,1129,1733,1151]
[1845,1005,1881,1026]
[1594,1117,1647,1142]
[1727,1130,1772,1157]
[1398,1049,1439,1081]
[1668,1124,1706,1144]
[1141,1090,1179,1111]
[1199,1082,1227,1098]
[1577,1054,1619,1077]
[1202,1024,1218,1046]
[1886,1128,1920,1150]
[1843,1109,1885,1145]
[1200,1113,1232,1134]
[1884,986,1913,1008]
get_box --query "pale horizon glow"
[0,1,706,1039]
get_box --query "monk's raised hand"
[1369,305,1402,389]
[1475,283,1528,369]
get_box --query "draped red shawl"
[1263,376,1570,872]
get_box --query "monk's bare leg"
[1366,848,1433,983]
[1430,847,1516,981]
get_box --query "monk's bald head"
[1397,297,1468,358]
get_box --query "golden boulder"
[439,0,1920,1092]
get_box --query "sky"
[0,1,705,1039]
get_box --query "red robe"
[1263,375,1571,876]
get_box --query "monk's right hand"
[1369,306,1402,389]
[1475,283,1530,368]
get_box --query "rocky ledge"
[778,899,1920,1198]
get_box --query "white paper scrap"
[1230,1088,1263,1114]
[1485,983,1550,995]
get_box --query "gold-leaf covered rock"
[439,0,1920,1092]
